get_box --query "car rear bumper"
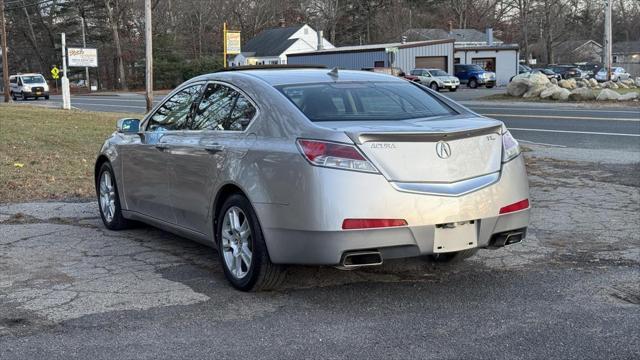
[255,154,530,265]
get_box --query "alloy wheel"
[221,206,253,279]
[99,171,116,223]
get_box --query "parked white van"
[9,73,50,100]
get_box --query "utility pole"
[144,0,153,112]
[80,16,90,90]
[1,0,11,103]
[61,33,71,109]
[604,0,612,81]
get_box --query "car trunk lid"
[329,117,503,183]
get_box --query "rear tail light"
[342,219,408,230]
[499,199,530,214]
[502,130,521,162]
[297,139,378,173]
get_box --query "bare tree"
[104,0,128,90]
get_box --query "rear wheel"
[468,78,478,88]
[428,249,478,263]
[216,194,285,291]
[429,82,439,91]
[11,92,16,101]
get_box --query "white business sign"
[67,48,98,67]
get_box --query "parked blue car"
[454,64,496,89]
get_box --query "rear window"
[277,81,456,122]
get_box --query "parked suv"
[454,64,496,88]
[9,73,50,100]
[548,65,582,80]
[595,67,631,82]
[409,68,460,92]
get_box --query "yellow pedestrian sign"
[51,66,60,79]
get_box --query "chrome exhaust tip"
[488,228,527,249]
[335,251,383,270]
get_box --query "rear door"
[165,82,258,234]
[121,83,203,223]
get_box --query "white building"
[404,28,519,86]
[232,24,334,66]
[288,39,455,75]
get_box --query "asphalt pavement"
[1,89,639,359]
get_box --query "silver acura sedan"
[95,66,530,291]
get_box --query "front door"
[121,83,203,223]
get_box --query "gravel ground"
[0,145,638,359]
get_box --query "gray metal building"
[287,39,456,74]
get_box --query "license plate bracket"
[433,220,478,253]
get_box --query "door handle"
[204,144,225,153]
[155,143,170,151]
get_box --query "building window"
[454,58,461,64]
[612,55,619,63]
[472,57,496,71]
[374,61,385,67]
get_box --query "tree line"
[3,0,638,90]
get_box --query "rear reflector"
[342,219,408,230]
[499,199,530,214]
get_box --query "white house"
[231,24,334,66]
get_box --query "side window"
[147,84,202,132]
[10,77,16,84]
[228,95,257,131]
[17,78,23,86]
[191,83,256,131]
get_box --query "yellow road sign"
[51,66,60,79]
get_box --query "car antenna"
[327,67,339,79]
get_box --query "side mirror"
[117,118,140,133]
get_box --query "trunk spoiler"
[347,125,503,144]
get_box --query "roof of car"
[207,68,408,86]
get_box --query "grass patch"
[0,105,137,203]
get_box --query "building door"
[415,56,447,71]
[472,57,496,72]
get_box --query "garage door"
[415,56,447,71]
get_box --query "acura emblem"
[435,141,451,159]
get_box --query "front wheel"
[21,92,27,101]
[468,78,478,88]
[428,249,478,263]
[96,162,132,230]
[449,87,457,92]
[44,95,50,100]
[217,194,285,291]
[429,82,439,91]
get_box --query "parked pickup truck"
[408,68,460,92]
[454,64,496,89]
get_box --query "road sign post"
[51,65,59,94]
[61,33,70,110]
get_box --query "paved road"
[1,144,638,359]
[5,92,638,152]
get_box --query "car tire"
[21,91,27,101]
[428,249,478,264]
[11,92,16,101]
[486,85,494,89]
[468,78,478,88]
[96,162,132,230]
[429,82,439,91]
[216,194,285,292]
[44,95,50,100]
[449,87,457,92]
